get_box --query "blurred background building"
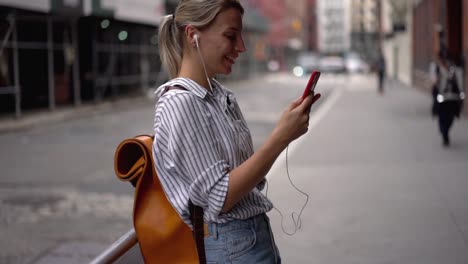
[317,0,351,55]
[381,0,412,85]
[350,0,380,61]
[411,0,463,93]
[244,0,310,71]
[0,0,168,117]
[0,0,269,118]
[380,0,466,115]
[0,0,467,117]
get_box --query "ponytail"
[158,15,183,79]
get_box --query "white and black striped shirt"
[153,78,273,228]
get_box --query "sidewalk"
[0,95,154,134]
[266,75,468,263]
[3,74,467,264]
[0,75,262,134]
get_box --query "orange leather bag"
[114,135,199,263]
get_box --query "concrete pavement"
[112,74,468,263]
[266,74,468,263]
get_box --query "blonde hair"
[158,0,244,79]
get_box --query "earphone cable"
[194,36,213,91]
[265,144,310,236]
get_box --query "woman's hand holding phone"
[272,72,321,146]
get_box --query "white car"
[296,52,321,74]
[319,56,346,73]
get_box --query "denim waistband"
[206,213,267,240]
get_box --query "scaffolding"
[0,13,83,117]
[0,12,164,118]
[0,14,21,118]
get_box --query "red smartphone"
[301,71,321,100]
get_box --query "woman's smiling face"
[197,7,246,77]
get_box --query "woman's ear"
[185,26,198,47]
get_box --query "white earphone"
[194,33,199,47]
[193,33,213,91]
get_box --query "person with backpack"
[430,49,465,147]
[152,0,321,263]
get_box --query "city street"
[1,73,468,263]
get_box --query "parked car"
[319,55,346,73]
[296,52,321,74]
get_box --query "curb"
[0,95,153,134]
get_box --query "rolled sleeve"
[189,161,230,216]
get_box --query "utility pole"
[360,0,365,58]
[377,0,383,52]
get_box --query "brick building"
[244,0,313,70]
[412,0,466,115]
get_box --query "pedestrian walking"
[152,0,321,263]
[430,48,465,147]
[376,51,386,94]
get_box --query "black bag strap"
[189,200,206,264]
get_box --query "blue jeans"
[204,213,281,264]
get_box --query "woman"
[153,0,321,262]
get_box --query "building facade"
[0,0,165,117]
[306,0,318,51]
[349,0,380,61]
[0,0,269,117]
[411,0,465,115]
[316,0,351,55]
[381,0,413,85]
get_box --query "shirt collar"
[162,78,212,99]
[155,77,233,104]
